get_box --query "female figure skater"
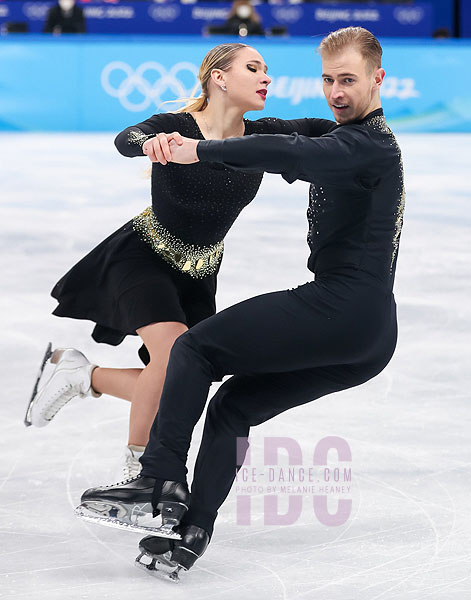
[26,42,336,478]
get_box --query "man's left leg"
[184,361,377,537]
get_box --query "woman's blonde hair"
[318,27,382,73]
[144,43,249,178]
[176,42,249,113]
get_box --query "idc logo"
[235,436,353,527]
[393,6,425,25]
[101,61,200,112]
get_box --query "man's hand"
[168,137,200,165]
[142,132,184,165]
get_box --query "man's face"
[322,48,383,124]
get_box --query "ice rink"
[1,132,470,599]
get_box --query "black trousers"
[140,271,397,536]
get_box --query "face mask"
[59,0,75,11]
[236,5,252,19]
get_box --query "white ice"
[1,133,470,599]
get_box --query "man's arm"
[253,117,337,138]
[190,128,370,185]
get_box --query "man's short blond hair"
[318,27,383,73]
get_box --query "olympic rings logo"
[271,6,303,24]
[393,7,425,26]
[101,61,200,112]
[148,4,181,23]
[23,2,52,20]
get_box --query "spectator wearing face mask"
[43,0,86,34]
[223,0,265,37]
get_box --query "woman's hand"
[142,132,184,165]
[168,137,200,165]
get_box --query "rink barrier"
[0,36,470,132]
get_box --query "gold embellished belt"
[133,207,224,279]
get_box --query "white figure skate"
[25,346,100,427]
[121,445,145,480]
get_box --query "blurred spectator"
[43,0,86,34]
[432,27,451,39]
[223,0,264,37]
[2,22,29,34]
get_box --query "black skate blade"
[135,553,181,582]
[24,343,53,427]
[75,504,182,539]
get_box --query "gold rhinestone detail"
[133,207,224,279]
[127,130,157,148]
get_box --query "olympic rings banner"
[0,36,470,132]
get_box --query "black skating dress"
[51,112,335,363]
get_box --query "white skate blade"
[24,343,53,427]
[75,504,182,539]
[135,554,182,582]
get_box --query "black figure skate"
[135,524,210,582]
[75,475,189,539]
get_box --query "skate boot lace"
[43,384,82,421]
[123,455,142,481]
[100,475,142,489]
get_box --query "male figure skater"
[78,27,405,580]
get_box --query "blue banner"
[461,0,471,37]
[0,36,469,132]
[0,1,433,37]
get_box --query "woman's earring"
[221,85,227,91]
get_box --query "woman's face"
[218,47,271,112]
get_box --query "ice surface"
[1,133,470,599]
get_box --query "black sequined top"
[114,112,336,248]
[197,109,405,286]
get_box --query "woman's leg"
[128,321,188,447]
[91,367,142,401]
